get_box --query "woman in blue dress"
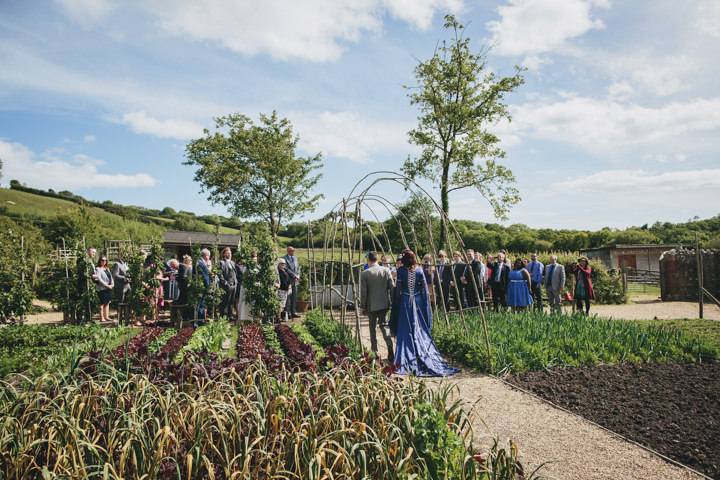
[390,249,459,377]
[506,258,534,312]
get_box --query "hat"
[278,258,286,264]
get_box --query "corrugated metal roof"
[162,230,243,247]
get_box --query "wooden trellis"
[305,171,494,373]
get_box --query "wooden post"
[696,233,703,319]
[20,236,25,324]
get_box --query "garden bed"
[506,361,720,479]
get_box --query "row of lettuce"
[0,311,534,480]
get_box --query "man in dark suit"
[282,246,301,318]
[111,252,131,304]
[218,247,237,320]
[360,251,395,362]
[435,250,451,312]
[463,249,485,309]
[196,248,212,319]
[448,251,467,310]
[488,252,509,312]
[527,253,544,311]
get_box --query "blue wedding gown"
[390,266,460,377]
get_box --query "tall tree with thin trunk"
[403,15,524,247]
[185,111,323,244]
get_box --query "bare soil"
[507,362,720,479]
[351,314,704,480]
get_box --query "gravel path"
[351,314,705,480]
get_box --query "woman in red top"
[572,257,595,315]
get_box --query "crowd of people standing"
[76,244,304,325]
[374,249,595,316]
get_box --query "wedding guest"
[421,254,436,306]
[526,253,544,310]
[464,249,485,309]
[506,258,533,312]
[95,255,114,322]
[572,257,595,315]
[235,251,253,322]
[544,255,566,313]
[177,255,193,321]
[488,252,509,311]
[449,251,467,309]
[112,251,131,304]
[436,250,451,312]
[218,247,238,320]
[196,249,212,319]
[276,258,292,322]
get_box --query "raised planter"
[296,300,310,312]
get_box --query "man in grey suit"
[111,252,131,304]
[218,247,238,320]
[282,246,301,318]
[360,251,395,363]
[544,255,566,313]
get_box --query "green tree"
[171,213,211,232]
[185,111,324,244]
[44,205,97,247]
[402,15,524,247]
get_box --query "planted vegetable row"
[433,310,720,375]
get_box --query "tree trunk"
[440,161,450,250]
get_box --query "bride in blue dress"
[390,249,459,377]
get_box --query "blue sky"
[1,0,719,230]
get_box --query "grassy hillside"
[0,188,107,218]
[0,188,240,235]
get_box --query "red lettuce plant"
[274,324,315,371]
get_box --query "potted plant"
[296,269,310,313]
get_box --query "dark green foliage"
[235,229,281,321]
[0,220,35,324]
[125,238,164,320]
[410,402,468,479]
[303,309,363,358]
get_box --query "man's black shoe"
[291,314,300,318]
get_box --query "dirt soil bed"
[507,361,720,479]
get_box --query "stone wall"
[659,248,720,302]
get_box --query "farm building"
[579,244,686,273]
[161,230,243,259]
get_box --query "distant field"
[0,189,109,218]
[0,188,239,234]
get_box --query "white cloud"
[606,81,633,101]
[486,0,607,58]
[696,0,720,37]
[294,111,412,164]
[604,54,698,97]
[0,139,157,189]
[54,0,463,63]
[83,135,96,143]
[385,0,464,30]
[552,168,720,193]
[505,96,720,150]
[119,111,204,140]
[55,0,117,24]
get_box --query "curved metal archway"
[305,171,493,372]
